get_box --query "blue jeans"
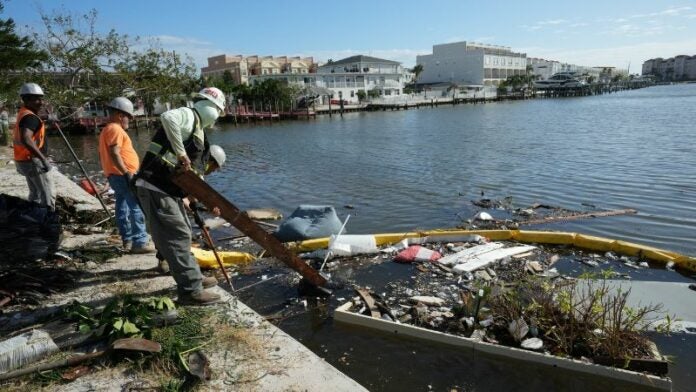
[108,175,148,246]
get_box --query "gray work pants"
[136,186,203,295]
[15,158,56,210]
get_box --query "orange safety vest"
[13,107,45,162]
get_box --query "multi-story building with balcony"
[642,55,696,81]
[249,55,405,104]
[416,41,527,86]
[201,54,316,85]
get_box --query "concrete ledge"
[0,148,103,217]
[0,244,365,391]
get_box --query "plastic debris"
[473,211,494,221]
[0,330,58,373]
[394,245,442,263]
[521,337,544,351]
[508,318,529,342]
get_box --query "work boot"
[178,290,221,305]
[202,276,218,289]
[158,258,170,274]
[130,242,156,254]
[122,241,132,253]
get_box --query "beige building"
[201,54,317,85]
[643,55,696,81]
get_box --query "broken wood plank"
[526,261,544,274]
[512,251,535,260]
[355,288,381,318]
[246,208,282,220]
[518,208,637,226]
[171,170,327,287]
[433,262,452,274]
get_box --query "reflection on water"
[49,84,696,391]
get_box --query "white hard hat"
[209,144,226,167]
[106,97,135,118]
[19,83,44,96]
[193,87,226,111]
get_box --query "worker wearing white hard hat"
[204,144,226,174]
[134,86,226,305]
[13,82,56,210]
[99,97,153,254]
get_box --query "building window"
[351,90,355,97]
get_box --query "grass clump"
[148,307,214,390]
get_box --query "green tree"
[356,90,367,102]
[412,64,423,82]
[0,1,47,101]
[116,47,198,116]
[204,70,236,96]
[31,7,131,116]
[28,6,199,119]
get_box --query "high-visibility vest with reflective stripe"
[13,107,45,161]
[136,109,206,197]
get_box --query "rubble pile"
[337,237,669,376]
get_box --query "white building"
[527,58,600,81]
[416,41,527,86]
[249,55,405,104]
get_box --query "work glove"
[40,160,51,173]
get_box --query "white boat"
[534,72,585,88]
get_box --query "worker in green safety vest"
[134,87,227,305]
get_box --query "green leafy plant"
[64,295,176,341]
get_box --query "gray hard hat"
[19,83,44,96]
[209,144,226,167]
[107,97,135,118]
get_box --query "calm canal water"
[52,84,696,391]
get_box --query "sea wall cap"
[19,83,44,96]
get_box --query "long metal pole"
[191,209,234,289]
[52,121,111,218]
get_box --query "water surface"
[52,84,696,391]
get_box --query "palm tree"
[412,64,424,82]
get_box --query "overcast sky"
[5,0,696,73]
